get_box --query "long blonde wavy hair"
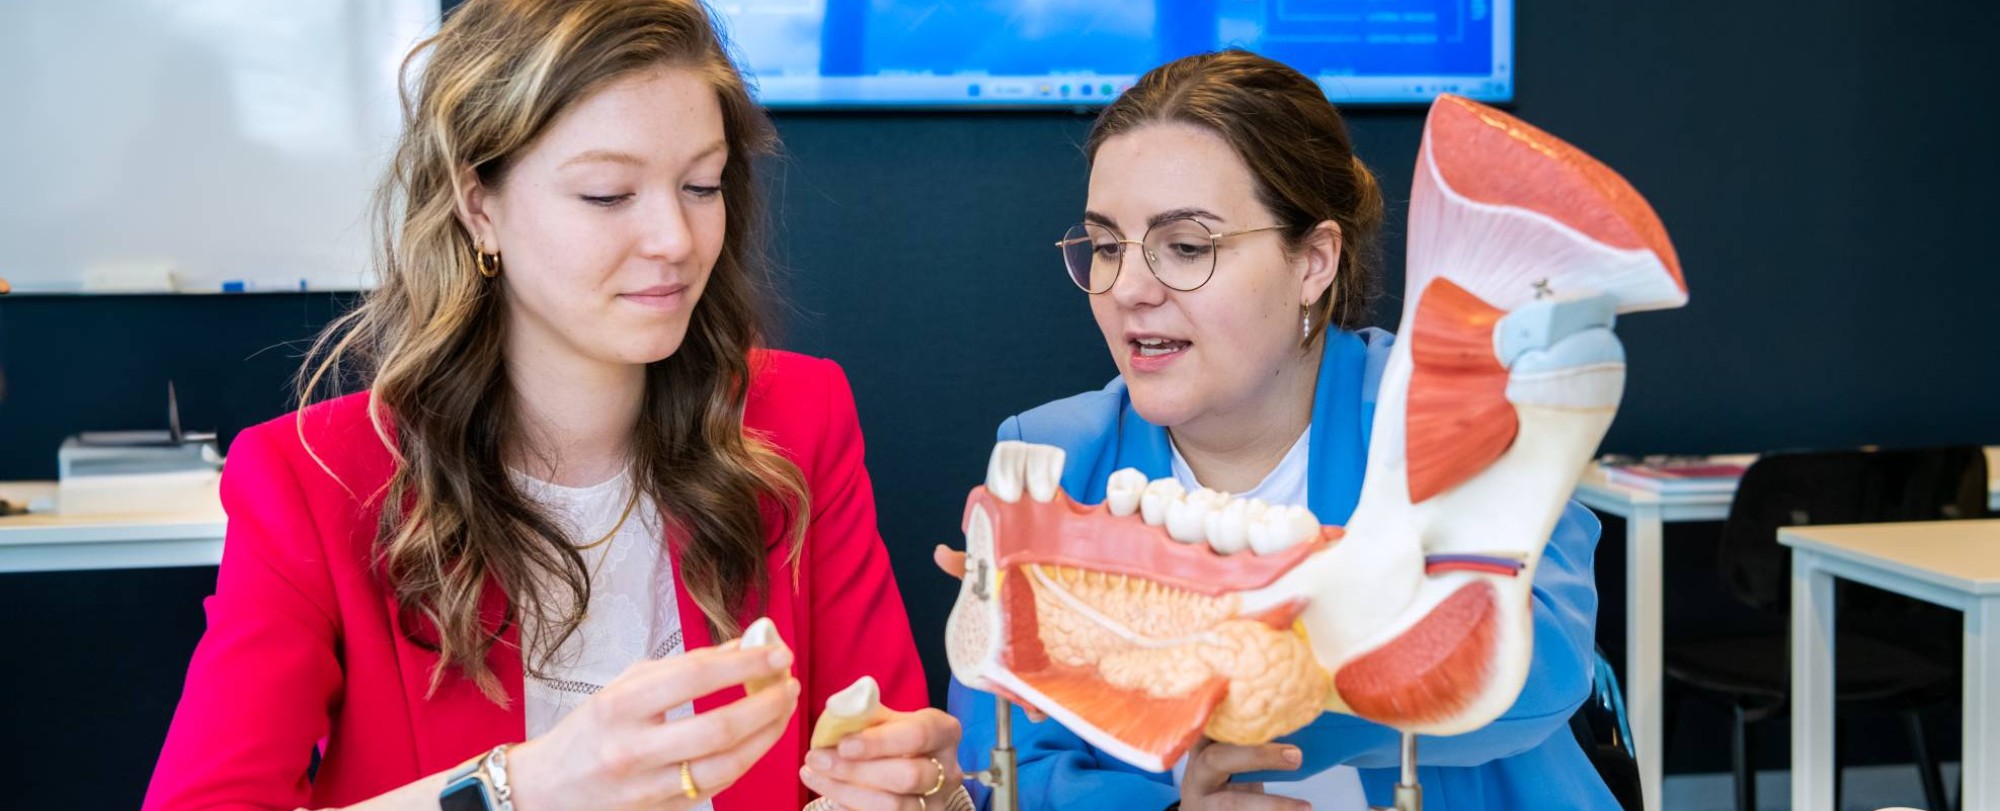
[298,0,808,702]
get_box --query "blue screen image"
[713,0,1511,108]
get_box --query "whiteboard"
[0,0,434,293]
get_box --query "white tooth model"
[946,95,1689,774]
[810,676,891,749]
[1137,478,1184,527]
[1104,468,1147,517]
[739,617,788,694]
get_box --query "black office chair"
[1572,647,1643,811]
[1662,446,1987,811]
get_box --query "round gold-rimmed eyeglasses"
[1056,216,1288,294]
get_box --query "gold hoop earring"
[476,247,502,279]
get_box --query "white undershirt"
[512,469,713,811]
[1169,426,1368,810]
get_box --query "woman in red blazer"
[143,1,964,809]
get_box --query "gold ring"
[680,760,700,800]
[922,756,947,796]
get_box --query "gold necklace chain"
[574,481,642,551]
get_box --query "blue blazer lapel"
[1111,404,1175,487]
[1308,330,1376,525]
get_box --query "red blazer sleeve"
[797,361,929,724]
[144,424,345,810]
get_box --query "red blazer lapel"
[391,577,526,774]
[670,534,810,810]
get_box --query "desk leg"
[1966,596,2000,810]
[1791,549,1836,811]
[1625,503,1664,811]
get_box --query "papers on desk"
[58,469,222,517]
[57,434,224,517]
[1599,455,1752,494]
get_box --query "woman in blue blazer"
[946,50,1619,811]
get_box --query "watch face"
[439,775,493,811]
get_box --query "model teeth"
[1166,487,1228,544]
[742,616,779,648]
[826,674,879,716]
[1024,444,1067,503]
[986,441,1027,502]
[1205,497,1251,554]
[1080,467,1326,555]
[811,676,889,749]
[740,617,787,693]
[1286,506,1323,548]
[1249,504,1321,555]
[1105,468,1147,516]
[1140,478,1185,526]
[1246,509,1279,555]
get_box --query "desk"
[1783,520,2000,810]
[1571,447,2000,811]
[0,480,226,574]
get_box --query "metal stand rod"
[1393,732,1422,811]
[1372,731,1423,811]
[975,696,1020,811]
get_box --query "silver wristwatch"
[438,744,515,811]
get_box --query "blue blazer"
[949,328,1619,810]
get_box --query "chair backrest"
[1717,445,1989,614]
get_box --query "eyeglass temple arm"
[1212,223,1290,239]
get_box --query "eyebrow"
[1082,207,1227,232]
[559,149,644,170]
[1147,207,1225,228]
[557,140,728,170]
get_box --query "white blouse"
[512,469,712,810]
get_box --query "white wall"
[1,0,433,293]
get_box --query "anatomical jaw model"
[946,94,1689,787]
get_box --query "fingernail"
[808,752,833,771]
[1283,747,1302,766]
[799,765,815,783]
[768,647,793,668]
[788,678,802,697]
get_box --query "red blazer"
[144,350,927,810]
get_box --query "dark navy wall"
[3,0,1996,806]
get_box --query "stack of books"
[1598,454,1753,494]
